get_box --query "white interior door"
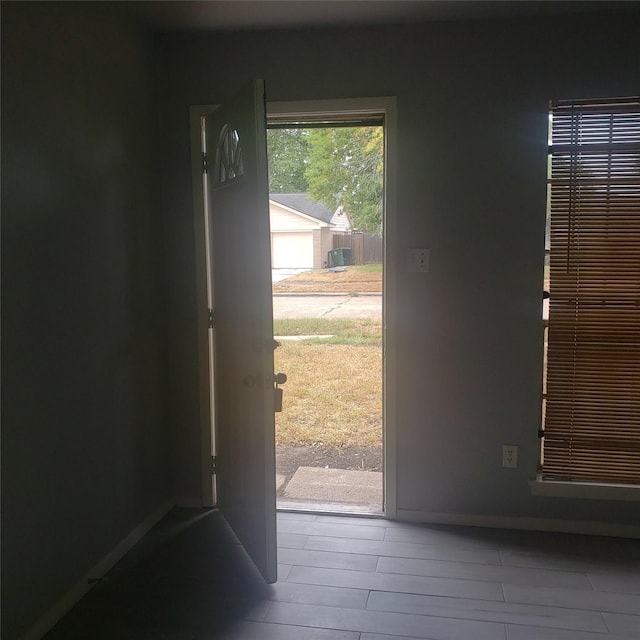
[206,80,277,583]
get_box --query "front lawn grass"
[352,263,383,273]
[274,318,381,346]
[274,318,382,448]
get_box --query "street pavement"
[272,293,381,319]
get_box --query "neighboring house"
[269,193,350,269]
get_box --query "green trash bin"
[329,248,345,267]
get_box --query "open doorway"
[267,100,395,515]
[191,96,397,522]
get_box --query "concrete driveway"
[273,293,381,320]
[272,268,310,283]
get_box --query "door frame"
[190,104,218,508]
[268,97,397,518]
[190,97,398,518]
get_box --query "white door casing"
[268,97,398,518]
[191,95,397,538]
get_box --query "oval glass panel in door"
[213,124,244,185]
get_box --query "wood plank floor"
[44,508,640,639]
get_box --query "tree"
[266,128,310,193]
[305,126,383,233]
[267,125,384,233]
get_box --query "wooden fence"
[332,232,383,265]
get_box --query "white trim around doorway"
[190,104,218,508]
[268,97,398,519]
[190,97,398,518]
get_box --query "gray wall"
[155,11,640,523]
[1,4,170,638]
[2,5,638,638]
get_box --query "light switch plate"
[406,248,430,273]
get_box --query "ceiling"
[123,0,633,32]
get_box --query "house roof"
[269,193,335,224]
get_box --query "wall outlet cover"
[502,444,518,469]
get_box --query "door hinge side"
[202,151,208,174]
[208,308,215,328]
[209,456,217,475]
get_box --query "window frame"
[536,96,640,496]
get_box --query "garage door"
[271,232,314,269]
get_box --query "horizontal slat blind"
[543,97,640,484]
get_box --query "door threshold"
[277,499,384,517]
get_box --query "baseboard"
[395,509,640,539]
[21,498,176,640]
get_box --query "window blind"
[543,97,640,484]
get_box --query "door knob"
[273,372,286,412]
[274,372,287,385]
